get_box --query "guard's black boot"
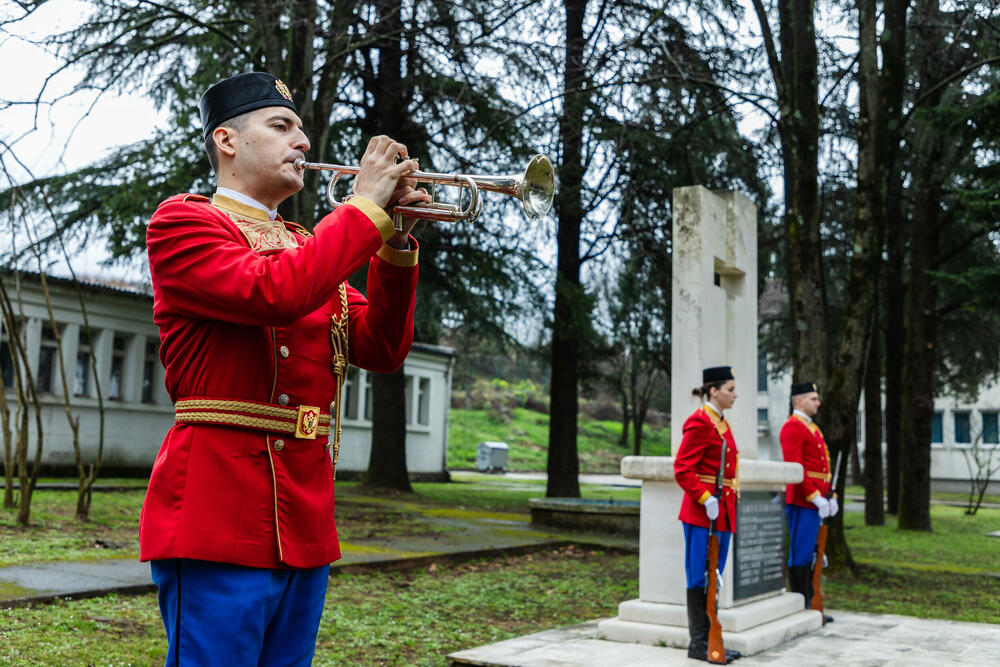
[804,563,815,608]
[686,588,710,661]
[787,565,811,608]
[687,588,735,663]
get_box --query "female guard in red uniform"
[673,365,741,663]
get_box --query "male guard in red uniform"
[139,72,431,665]
[780,381,839,621]
[674,366,741,663]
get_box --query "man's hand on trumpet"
[352,134,431,249]
[386,180,430,249]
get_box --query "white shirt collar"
[705,402,723,419]
[793,409,812,423]
[216,186,279,221]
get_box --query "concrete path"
[447,611,1000,666]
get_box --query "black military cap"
[199,72,298,140]
[703,366,734,384]
[791,381,819,396]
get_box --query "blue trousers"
[683,523,732,589]
[786,504,821,567]
[151,559,330,667]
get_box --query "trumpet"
[294,154,555,229]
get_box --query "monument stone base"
[597,593,821,656]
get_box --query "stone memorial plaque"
[733,490,786,600]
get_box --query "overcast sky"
[2,0,168,184]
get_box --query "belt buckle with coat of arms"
[295,405,321,439]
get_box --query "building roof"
[1,269,152,301]
[411,341,457,358]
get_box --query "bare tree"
[961,430,1000,516]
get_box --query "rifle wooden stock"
[811,523,828,621]
[706,533,726,664]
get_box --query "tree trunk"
[774,0,826,383]
[897,221,936,531]
[363,0,413,491]
[618,378,630,449]
[880,0,910,517]
[898,0,946,532]
[545,0,587,499]
[820,0,883,569]
[366,368,412,491]
[864,309,885,526]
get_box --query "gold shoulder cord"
[329,284,349,479]
[707,411,741,502]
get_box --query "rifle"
[705,434,727,664]
[810,450,843,623]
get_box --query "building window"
[108,335,127,400]
[74,330,91,397]
[982,412,999,445]
[342,367,359,420]
[954,412,971,444]
[141,340,158,403]
[404,375,413,424]
[417,377,431,426]
[363,374,372,421]
[757,407,768,426]
[1,338,14,388]
[931,412,943,443]
[757,353,768,392]
[404,375,431,426]
[1,320,20,388]
[36,325,58,393]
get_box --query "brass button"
[274,439,285,451]
[278,393,290,405]
[279,345,290,358]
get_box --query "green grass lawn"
[0,490,143,567]
[448,407,670,472]
[820,502,1000,623]
[0,546,634,666]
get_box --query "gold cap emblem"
[275,79,292,101]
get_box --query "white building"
[0,272,454,480]
[755,353,1000,493]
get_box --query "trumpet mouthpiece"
[294,158,306,168]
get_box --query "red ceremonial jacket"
[673,405,740,532]
[780,414,832,509]
[139,192,417,569]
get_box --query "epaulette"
[283,220,313,237]
[182,194,210,203]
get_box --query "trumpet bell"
[520,154,555,220]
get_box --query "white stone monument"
[598,186,821,655]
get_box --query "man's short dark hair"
[204,112,251,174]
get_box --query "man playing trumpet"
[139,71,430,664]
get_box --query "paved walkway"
[447,611,1000,666]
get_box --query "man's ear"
[213,126,238,159]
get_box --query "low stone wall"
[529,498,640,537]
